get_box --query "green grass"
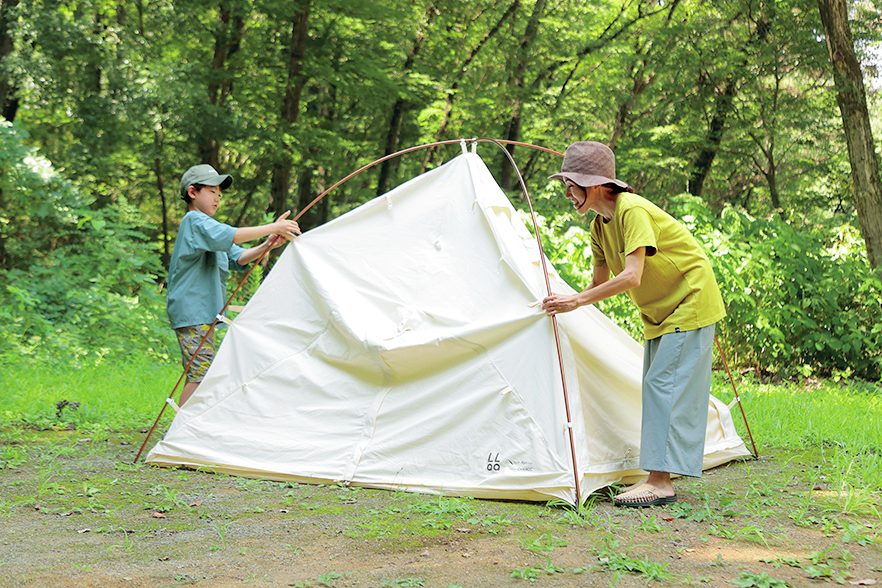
[2,360,882,496]
[729,377,882,449]
[0,358,179,431]
[720,376,882,491]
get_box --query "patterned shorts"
[174,324,216,383]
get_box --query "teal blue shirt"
[166,211,245,329]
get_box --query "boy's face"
[188,185,222,216]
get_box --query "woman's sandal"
[613,484,677,508]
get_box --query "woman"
[542,141,726,507]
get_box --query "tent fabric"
[147,152,750,504]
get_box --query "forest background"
[1,0,882,383]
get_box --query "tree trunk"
[817,0,882,268]
[500,0,545,191]
[199,2,247,168]
[687,78,736,196]
[376,4,435,196]
[687,5,772,197]
[296,84,336,232]
[0,0,20,121]
[269,3,310,218]
[153,127,171,271]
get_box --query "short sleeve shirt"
[590,193,726,340]
[166,210,245,329]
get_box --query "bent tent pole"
[133,138,564,465]
[486,139,583,507]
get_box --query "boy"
[167,164,301,405]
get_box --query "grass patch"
[1,364,881,585]
[0,359,179,432]
[726,377,882,491]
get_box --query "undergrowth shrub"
[0,120,174,366]
[538,195,882,380]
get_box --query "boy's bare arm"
[234,210,301,244]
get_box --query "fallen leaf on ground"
[849,580,877,586]
[189,501,202,507]
[151,512,166,518]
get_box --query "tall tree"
[499,0,545,190]
[376,4,435,195]
[200,1,247,168]
[817,0,882,268]
[0,0,19,121]
[269,2,310,218]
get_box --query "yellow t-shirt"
[590,192,726,340]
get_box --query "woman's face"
[564,180,593,215]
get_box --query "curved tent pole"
[134,138,563,464]
[292,139,562,223]
[485,139,583,507]
[135,138,755,500]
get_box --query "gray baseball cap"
[179,164,233,198]
[549,141,630,190]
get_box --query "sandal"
[613,484,677,508]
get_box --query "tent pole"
[714,334,759,458]
[136,139,561,463]
[133,248,277,463]
[488,139,583,508]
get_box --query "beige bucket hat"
[549,141,630,190]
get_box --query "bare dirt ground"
[1,430,880,587]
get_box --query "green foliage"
[543,193,882,380]
[593,538,671,581]
[511,559,563,582]
[732,572,789,588]
[672,195,882,380]
[1,0,880,382]
[0,121,173,366]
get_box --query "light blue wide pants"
[640,323,715,477]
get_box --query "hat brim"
[549,171,629,190]
[207,173,233,190]
[189,172,233,190]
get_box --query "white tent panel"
[147,152,750,504]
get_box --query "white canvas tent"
[147,151,750,504]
